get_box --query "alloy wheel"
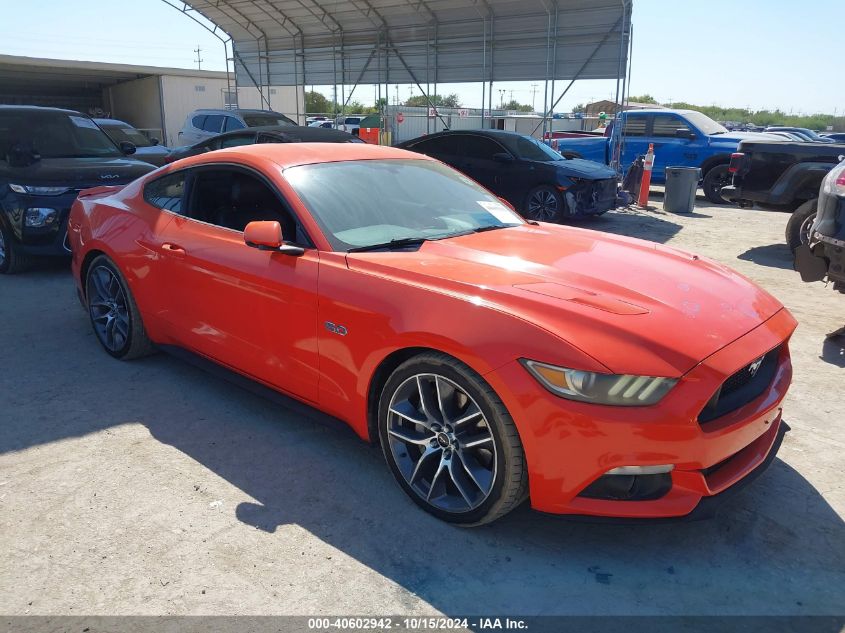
[527,189,560,221]
[385,373,497,512]
[88,265,131,353]
[799,212,816,246]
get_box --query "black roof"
[0,105,85,116]
[196,125,359,146]
[397,128,529,146]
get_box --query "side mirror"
[675,129,696,140]
[244,221,304,256]
[150,138,160,146]
[119,141,137,155]
[493,152,514,163]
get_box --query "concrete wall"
[105,75,163,139]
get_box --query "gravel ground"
[0,197,843,619]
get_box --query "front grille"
[698,345,782,424]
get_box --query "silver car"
[177,109,296,146]
[94,119,171,166]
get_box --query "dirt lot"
[1,197,843,619]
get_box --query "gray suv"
[177,109,296,146]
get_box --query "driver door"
[157,165,320,402]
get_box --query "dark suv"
[0,106,156,273]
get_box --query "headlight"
[9,184,71,196]
[521,359,677,406]
[25,207,58,228]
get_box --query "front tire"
[85,255,155,360]
[524,185,564,222]
[0,222,34,274]
[378,352,528,525]
[702,164,732,205]
[785,198,818,252]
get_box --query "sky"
[1,0,841,115]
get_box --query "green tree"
[403,93,461,108]
[572,103,585,114]
[305,90,331,114]
[502,100,534,112]
[628,94,658,104]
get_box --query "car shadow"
[738,244,795,270]
[2,270,844,621]
[576,208,683,244]
[821,329,845,367]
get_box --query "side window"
[411,136,460,156]
[219,133,256,148]
[623,115,648,137]
[185,169,310,245]
[143,172,185,213]
[652,115,691,138]
[461,135,503,160]
[202,115,225,133]
[191,115,207,130]
[223,116,245,132]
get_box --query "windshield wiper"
[347,237,429,253]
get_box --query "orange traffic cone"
[637,143,655,208]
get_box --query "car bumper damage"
[564,178,617,216]
[485,308,797,519]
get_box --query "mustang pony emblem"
[747,356,765,377]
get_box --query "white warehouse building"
[0,54,304,147]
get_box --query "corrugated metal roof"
[182,0,631,87]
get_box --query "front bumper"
[484,308,796,519]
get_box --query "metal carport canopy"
[180,0,631,88]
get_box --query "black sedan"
[167,125,364,163]
[396,130,618,221]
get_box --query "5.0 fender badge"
[324,321,348,336]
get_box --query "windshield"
[682,111,728,135]
[99,123,153,147]
[0,110,122,159]
[285,159,524,251]
[505,135,563,161]
[242,113,296,127]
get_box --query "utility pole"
[395,85,399,106]
[193,45,203,70]
[498,89,506,109]
[530,83,539,110]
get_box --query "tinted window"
[223,116,245,132]
[285,159,523,251]
[186,168,308,244]
[99,123,152,147]
[144,172,185,213]
[461,135,503,160]
[241,113,296,127]
[0,110,121,159]
[652,115,690,138]
[220,133,255,148]
[508,135,563,161]
[410,136,461,156]
[623,115,647,137]
[202,115,225,133]
[191,115,207,129]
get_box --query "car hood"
[346,223,783,377]
[547,157,616,179]
[712,131,783,143]
[1,156,156,187]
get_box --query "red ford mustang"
[68,143,796,525]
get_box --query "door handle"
[161,242,186,257]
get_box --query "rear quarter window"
[144,172,185,213]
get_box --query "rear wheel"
[378,352,528,525]
[785,199,818,252]
[85,255,155,360]
[702,164,732,205]
[524,185,564,222]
